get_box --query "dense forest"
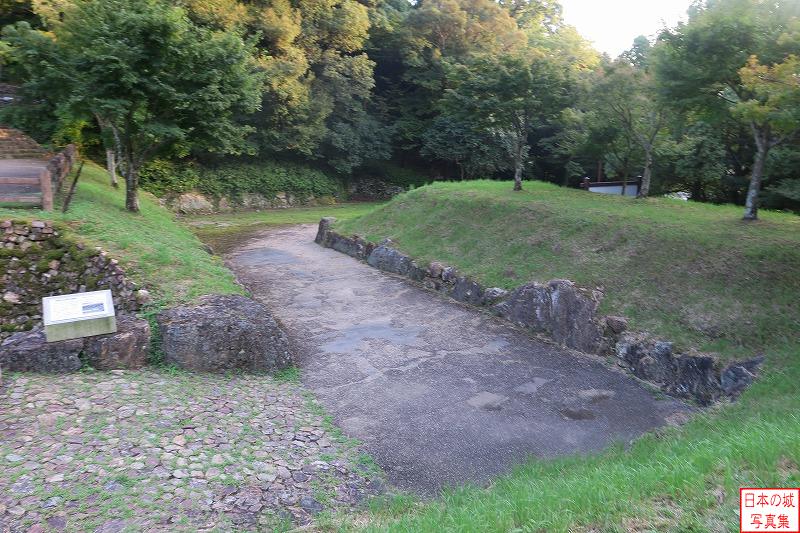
[1,0,799,218]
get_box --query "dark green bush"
[140,159,200,196]
[196,161,341,202]
[140,159,342,202]
[358,162,430,188]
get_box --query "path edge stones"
[314,217,763,406]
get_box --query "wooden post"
[62,159,85,213]
[40,168,53,211]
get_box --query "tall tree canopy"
[655,0,800,219]
[3,0,263,211]
[2,0,800,217]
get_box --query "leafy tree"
[655,0,800,218]
[591,60,665,196]
[622,35,652,69]
[442,53,568,190]
[421,115,506,179]
[734,54,800,219]
[385,0,526,155]
[317,51,391,173]
[667,121,727,201]
[3,0,262,212]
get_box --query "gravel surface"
[0,370,383,532]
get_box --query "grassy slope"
[0,162,241,306]
[334,180,800,532]
[337,180,800,359]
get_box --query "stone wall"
[315,217,762,405]
[1,220,149,340]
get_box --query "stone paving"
[228,225,690,494]
[0,370,382,532]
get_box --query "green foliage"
[362,162,429,188]
[0,0,35,27]
[179,0,388,171]
[139,159,200,197]
[195,161,341,203]
[439,53,571,187]
[421,115,506,179]
[665,121,728,201]
[2,0,263,210]
[735,54,800,137]
[654,0,800,215]
[768,178,800,202]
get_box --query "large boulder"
[315,217,336,245]
[157,295,293,372]
[367,245,416,277]
[0,328,83,373]
[451,277,486,306]
[0,315,152,373]
[83,315,151,370]
[493,280,602,353]
[172,192,215,214]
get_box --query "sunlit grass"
[0,162,242,305]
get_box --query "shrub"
[195,161,341,202]
[140,159,200,196]
[140,159,342,203]
[358,162,430,188]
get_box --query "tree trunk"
[637,148,653,198]
[513,161,523,191]
[743,142,767,221]
[124,166,140,213]
[106,149,119,189]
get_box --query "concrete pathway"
[228,224,689,494]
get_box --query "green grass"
[331,179,800,532]
[337,180,800,360]
[0,162,242,305]
[184,202,381,254]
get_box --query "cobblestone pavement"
[0,370,382,532]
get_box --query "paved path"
[228,224,689,494]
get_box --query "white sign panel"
[43,290,116,326]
